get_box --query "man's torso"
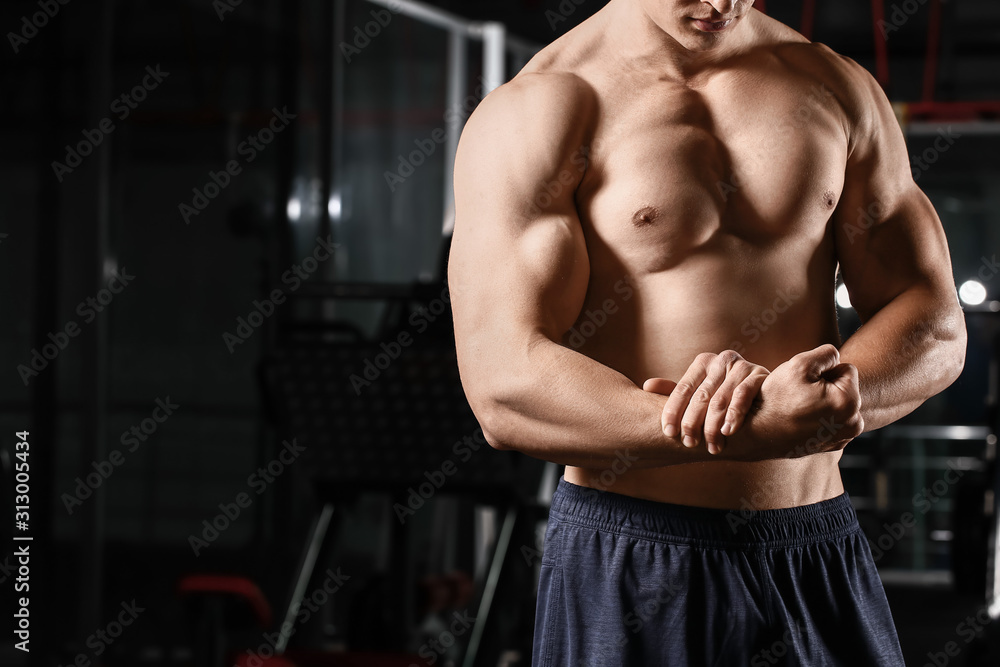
[519,8,857,509]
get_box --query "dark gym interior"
[2,0,1000,665]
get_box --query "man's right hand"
[724,344,865,462]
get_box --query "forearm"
[838,286,966,431]
[471,338,717,469]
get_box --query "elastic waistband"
[549,477,861,550]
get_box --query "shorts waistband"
[549,477,861,549]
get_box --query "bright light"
[287,197,301,222]
[959,280,986,306]
[328,193,342,220]
[836,283,852,309]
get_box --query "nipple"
[632,206,659,226]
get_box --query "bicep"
[832,64,955,321]
[449,203,589,346]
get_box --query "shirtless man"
[448,0,967,663]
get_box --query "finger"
[662,354,714,441]
[822,362,863,414]
[792,343,841,382]
[822,361,860,394]
[679,353,736,451]
[720,370,768,436]
[642,378,678,395]
[703,360,762,445]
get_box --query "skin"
[448,0,966,509]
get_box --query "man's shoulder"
[740,10,872,89]
[758,28,878,103]
[463,70,598,147]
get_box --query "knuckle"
[719,350,741,366]
[694,387,713,403]
[846,414,864,436]
[673,382,694,397]
[695,352,716,364]
[732,359,752,374]
[829,392,852,414]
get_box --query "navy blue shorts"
[532,477,905,666]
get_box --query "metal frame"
[362,0,538,228]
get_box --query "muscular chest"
[577,73,847,271]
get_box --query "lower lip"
[693,18,733,32]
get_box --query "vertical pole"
[482,22,506,96]
[443,29,467,234]
[318,0,335,263]
[330,0,347,280]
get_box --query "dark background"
[2,0,1000,666]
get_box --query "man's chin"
[677,34,727,53]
